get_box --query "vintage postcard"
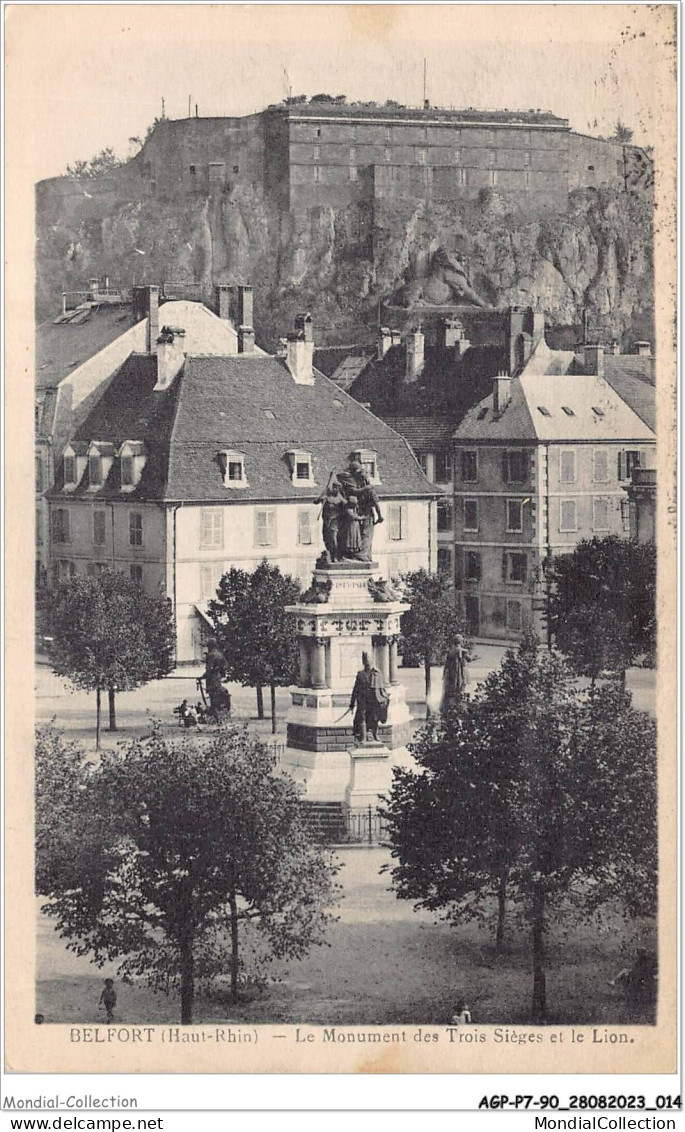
[4,2,678,1079]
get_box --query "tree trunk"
[496,869,507,954]
[424,658,432,717]
[107,685,117,731]
[95,687,101,749]
[531,886,547,1022]
[619,668,627,688]
[180,937,194,1025]
[256,684,264,720]
[270,682,277,734]
[229,888,240,1004]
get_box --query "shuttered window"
[506,599,523,632]
[593,449,609,482]
[559,500,577,531]
[200,508,224,548]
[502,551,527,583]
[593,498,610,531]
[93,510,106,546]
[298,510,312,545]
[52,509,70,543]
[255,509,276,547]
[559,449,576,483]
[388,503,407,541]
[437,500,453,532]
[503,450,528,483]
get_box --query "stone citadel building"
[37,100,652,222]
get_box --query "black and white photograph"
[4,2,678,1080]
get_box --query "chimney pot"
[154,325,186,390]
[285,315,315,384]
[215,285,231,321]
[237,284,253,332]
[238,326,255,353]
[133,285,160,353]
[633,340,652,357]
[405,329,425,383]
[492,373,512,414]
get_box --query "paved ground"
[36,647,655,755]
[36,847,654,1027]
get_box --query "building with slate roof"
[452,370,656,641]
[46,308,438,662]
[35,282,257,582]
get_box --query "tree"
[66,148,123,179]
[611,121,634,143]
[39,572,175,746]
[383,638,657,1022]
[207,560,300,733]
[400,569,470,706]
[547,537,656,685]
[37,725,339,1023]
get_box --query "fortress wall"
[568,133,626,191]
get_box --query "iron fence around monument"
[300,801,390,846]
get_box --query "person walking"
[99,979,117,1023]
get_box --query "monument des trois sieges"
[283,456,413,808]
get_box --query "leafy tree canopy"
[37,724,340,1023]
[547,536,656,680]
[383,637,657,1020]
[207,560,300,692]
[66,148,124,180]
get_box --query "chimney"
[606,341,620,355]
[238,326,255,353]
[438,316,470,356]
[285,313,315,385]
[405,329,425,383]
[154,326,186,390]
[634,340,652,357]
[215,285,231,321]
[237,284,253,331]
[378,326,393,360]
[583,343,605,376]
[492,373,512,415]
[133,285,160,354]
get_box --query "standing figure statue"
[316,475,345,562]
[441,636,470,713]
[200,637,231,721]
[318,458,384,563]
[349,651,389,743]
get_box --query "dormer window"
[62,442,88,490]
[86,442,115,491]
[286,450,315,487]
[118,441,147,491]
[351,449,380,484]
[89,456,103,486]
[219,450,248,488]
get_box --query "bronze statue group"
[317,459,383,563]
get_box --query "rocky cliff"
[36,180,653,350]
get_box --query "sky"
[6,4,674,183]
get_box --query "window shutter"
[475,553,482,582]
[69,561,76,578]
[502,451,509,482]
[502,552,509,582]
[618,451,627,480]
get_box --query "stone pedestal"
[283,560,413,804]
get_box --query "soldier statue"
[349,651,389,743]
[200,637,231,720]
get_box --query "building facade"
[37,102,652,224]
[453,372,656,640]
[46,311,438,663]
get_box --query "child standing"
[99,979,117,1023]
[450,999,472,1025]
